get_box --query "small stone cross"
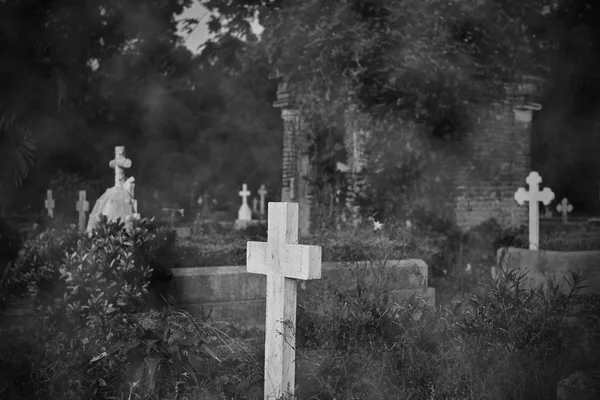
[238,183,252,221]
[44,190,55,218]
[76,190,90,232]
[514,171,555,250]
[258,184,268,218]
[247,202,322,400]
[109,146,132,187]
[556,197,573,224]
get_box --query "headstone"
[556,197,573,224]
[252,197,259,215]
[44,190,55,218]
[162,207,184,228]
[247,202,322,400]
[238,184,252,220]
[234,184,253,230]
[258,184,268,219]
[514,171,555,250]
[543,206,553,219]
[76,190,90,232]
[86,146,137,234]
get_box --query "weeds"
[1,219,599,399]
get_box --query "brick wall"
[274,75,540,234]
[451,102,531,230]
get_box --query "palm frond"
[0,115,37,191]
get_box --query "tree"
[0,0,197,210]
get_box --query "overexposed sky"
[178,2,264,54]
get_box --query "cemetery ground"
[1,216,600,399]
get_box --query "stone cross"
[109,146,132,187]
[162,207,184,228]
[76,190,90,232]
[514,171,555,250]
[238,183,252,221]
[556,197,573,224]
[247,202,322,400]
[44,190,55,218]
[252,197,259,214]
[258,184,268,218]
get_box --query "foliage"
[208,0,558,117]
[48,170,102,200]
[0,115,36,199]
[4,222,82,301]
[1,218,600,399]
[4,216,176,310]
[1,0,282,219]
[86,310,222,399]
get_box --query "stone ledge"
[497,247,600,295]
[168,259,434,331]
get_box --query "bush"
[4,222,82,301]
[4,216,177,309]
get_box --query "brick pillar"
[274,80,312,236]
[344,106,371,226]
[453,75,544,230]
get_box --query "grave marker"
[252,197,259,214]
[258,184,268,218]
[162,207,184,228]
[557,197,573,224]
[247,202,322,400]
[109,146,131,187]
[44,190,55,218]
[76,190,90,232]
[238,183,252,221]
[514,171,555,250]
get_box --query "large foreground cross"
[514,171,554,250]
[247,202,322,400]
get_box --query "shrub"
[4,222,82,301]
[44,216,177,325]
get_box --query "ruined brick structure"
[273,75,544,236]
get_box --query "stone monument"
[86,146,138,234]
[234,183,254,230]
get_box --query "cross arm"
[514,187,529,205]
[540,188,555,205]
[246,241,321,281]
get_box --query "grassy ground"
[1,220,600,399]
[2,271,599,399]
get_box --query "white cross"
[45,190,55,218]
[76,190,90,232]
[109,146,131,187]
[246,202,322,400]
[258,184,268,217]
[238,183,252,221]
[556,197,573,224]
[514,171,554,250]
[239,183,250,204]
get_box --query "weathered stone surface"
[86,186,135,233]
[86,147,137,234]
[497,247,600,295]
[168,259,434,331]
[557,367,600,400]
